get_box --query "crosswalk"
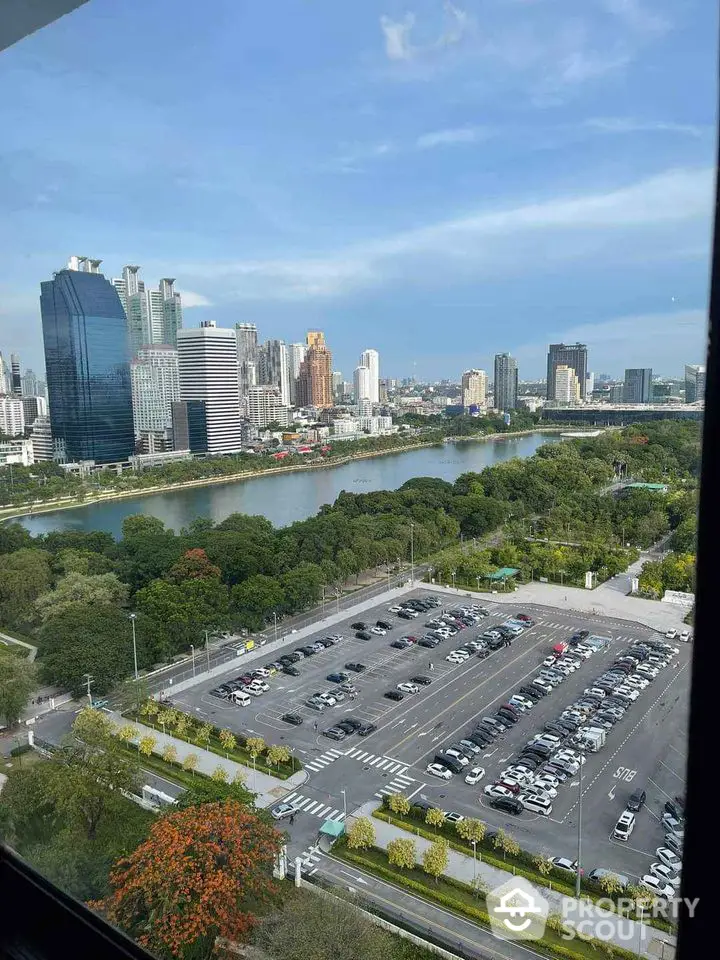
[344,747,408,775]
[296,845,322,875]
[304,748,345,773]
[375,770,415,799]
[283,792,345,821]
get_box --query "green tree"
[532,854,554,877]
[280,562,324,611]
[425,807,446,832]
[387,793,410,816]
[422,839,449,883]
[245,736,265,761]
[167,548,222,583]
[161,744,178,765]
[134,576,229,658]
[346,816,375,850]
[218,728,237,757]
[455,818,486,844]
[599,873,624,896]
[182,753,199,777]
[35,572,129,623]
[0,650,36,728]
[138,735,156,759]
[195,722,213,751]
[116,724,138,747]
[230,575,286,630]
[211,765,229,783]
[266,744,290,768]
[387,837,416,869]
[0,548,52,626]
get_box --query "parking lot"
[172,587,690,884]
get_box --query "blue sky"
[0,0,716,380]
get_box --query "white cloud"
[584,117,705,138]
[380,13,416,61]
[416,125,490,149]
[174,167,713,302]
[180,290,213,308]
[603,0,671,36]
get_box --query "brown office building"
[296,331,333,408]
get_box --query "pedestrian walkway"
[374,770,415,799]
[105,710,307,808]
[304,747,345,773]
[359,801,676,959]
[283,792,345,821]
[297,844,322,875]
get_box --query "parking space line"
[658,760,684,781]
[647,777,675,802]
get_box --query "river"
[19,433,557,538]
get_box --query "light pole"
[410,521,415,584]
[273,611,278,644]
[205,629,211,672]
[341,788,347,822]
[335,587,341,614]
[321,585,326,615]
[84,673,94,708]
[471,839,477,890]
[475,575,481,593]
[575,747,585,897]
[129,612,139,682]
[451,570,456,590]
[190,644,196,678]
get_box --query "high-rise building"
[353,365,371,402]
[623,368,653,404]
[685,364,706,403]
[235,322,259,400]
[296,330,333,408]
[0,352,9,394]
[29,415,53,461]
[461,369,487,408]
[359,349,379,403]
[10,353,22,395]
[547,343,588,400]
[177,321,241,454]
[0,397,24,436]
[554,365,581,403]
[258,339,290,406]
[246,385,290,428]
[40,256,134,463]
[113,266,183,356]
[493,353,518,411]
[22,395,48,427]
[131,346,180,438]
[585,372,595,395]
[21,368,38,397]
[288,343,308,405]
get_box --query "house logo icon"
[487,877,549,941]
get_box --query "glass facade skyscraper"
[40,258,134,463]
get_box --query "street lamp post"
[129,613,139,681]
[335,587,340,614]
[205,630,211,672]
[273,611,278,644]
[475,575,481,592]
[341,788,347,822]
[190,644,196,678]
[410,521,415,584]
[451,570,456,590]
[471,839,477,890]
[575,748,585,897]
[321,585,326,616]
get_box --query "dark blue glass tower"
[40,263,134,464]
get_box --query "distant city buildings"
[547,343,588,401]
[10,353,21,395]
[40,256,134,464]
[296,330,333,408]
[288,342,308,405]
[359,348,379,403]
[112,265,183,355]
[258,339,290,406]
[22,395,47,426]
[0,396,24,436]
[624,368,652,404]
[235,322,259,403]
[353,364,371,403]
[176,321,241,454]
[131,346,180,440]
[493,353,518,411]
[685,364,706,403]
[554,364,581,403]
[461,369,487,408]
[247,384,290,428]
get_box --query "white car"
[458,739,482,756]
[444,749,470,766]
[252,668,271,678]
[371,626,386,635]
[665,629,678,640]
[245,685,263,697]
[584,688,606,699]
[484,784,515,799]
[640,875,676,900]
[388,605,403,613]
[318,692,337,706]
[530,780,558,798]
[636,664,659,679]
[543,656,558,667]
[550,857,578,873]
[248,679,269,692]
[656,848,682,872]
[679,630,691,643]
[509,696,533,710]
[500,768,533,784]
[445,652,467,664]
[464,766,486,784]
[426,762,453,780]
[614,686,640,701]
[613,811,636,842]
[625,676,649,690]
[397,682,420,695]
[533,775,560,793]
[574,646,593,659]
[649,863,681,888]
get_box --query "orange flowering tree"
[94,801,281,959]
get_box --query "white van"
[522,794,553,816]
[230,690,251,707]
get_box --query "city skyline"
[0,1,713,379]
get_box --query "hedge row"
[337,843,639,960]
[124,706,301,779]
[376,806,673,934]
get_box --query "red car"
[516,614,534,623]
[495,779,521,794]
[403,636,418,643]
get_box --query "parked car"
[464,766,486,784]
[327,672,350,684]
[323,727,348,741]
[426,762,453,780]
[384,690,404,701]
[357,722,377,737]
[345,662,366,673]
[270,802,297,820]
[640,875,676,900]
[656,848,682,872]
[487,795,524,815]
[627,788,647,811]
[549,857,578,873]
[281,713,303,725]
[613,811,636,842]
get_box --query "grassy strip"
[124,708,301,780]
[374,809,673,934]
[114,738,239,794]
[336,843,639,960]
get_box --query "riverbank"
[1,429,563,526]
